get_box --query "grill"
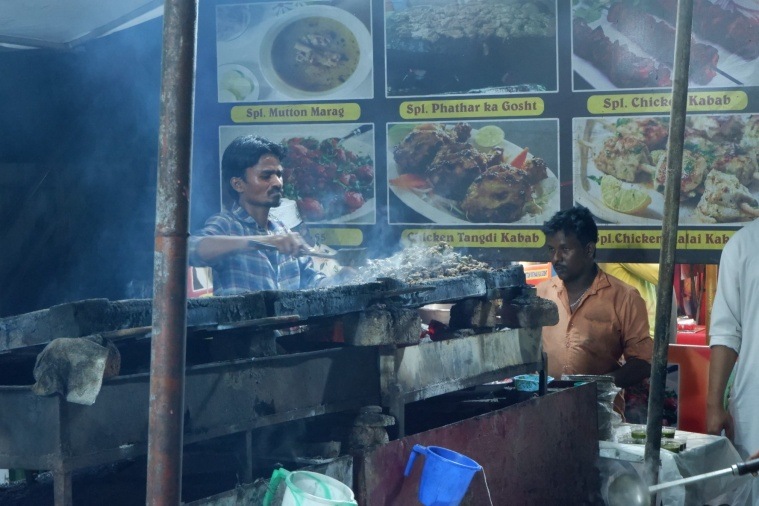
[0,265,559,505]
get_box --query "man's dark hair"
[221,135,287,202]
[541,205,598,246]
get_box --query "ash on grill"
[348,243,490,283]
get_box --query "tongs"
[248,239,367,266]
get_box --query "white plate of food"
[571,1,759,90]
[217,64,260,102]
[574,115,759,225]
[387,123,559,225]
[258,6,373,99]
[277,124,376,225]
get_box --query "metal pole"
[146,0,196,504]
[644,0,693,497]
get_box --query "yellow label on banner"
[587,91,748,114]
[309,228,363,247]
[400,98,544,119]
[231,103,361,123]
[597,230,734,250]
[401,229,544,248]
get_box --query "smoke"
[0,17,164,316]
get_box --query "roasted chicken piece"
[654,148,709,198]
[516,156,548,185]
[682,135,759,186]
[687,115,744,143]
[426,142,493,201]
[695,170,759,223]
[393,123,469,175]
[460,163,532,223]
[615,118,669,150]
[711,143,759,187]
[594,134,654,182]
[740,115,759,164]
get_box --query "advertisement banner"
[191,0,759,264]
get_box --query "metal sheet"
[0,347,380,472]
[357,382,601,505]
[383,328,542,403]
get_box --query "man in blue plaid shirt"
[189,135,333,295]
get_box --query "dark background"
[0,18,163,317]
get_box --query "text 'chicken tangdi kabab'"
[587,115,759,222]
[391,122,553,223]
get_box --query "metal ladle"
[607,458,759,506]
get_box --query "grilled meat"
[606,2,719,85]
[688,115,745,143]
[573,18,671,88]
[426,142,491,201]
[520,157,549,186]
[350,242,491,284]
[654,148,710,198]
[594,134,654,182]
[695,171,759,223]
[615,117,669,150]
[460,163,533,222]
[649,0,759,61]
[711,143,759,187]
[740,115,759,160]
[393,123,466,175]
[385,0,556,94]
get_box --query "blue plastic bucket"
[404,444,482,506]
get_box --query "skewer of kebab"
[648,0,759,60]
[590,134,657,183]
[573,18,672,88]
[613,117,669,150]
[606,2,723,85]
[740,115,759,165]
[651,147,711,199]
[687,115,745,143]
[682,134,759,187]
[694,170,759,223]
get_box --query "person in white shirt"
[707,218,759,503]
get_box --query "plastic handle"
[735,458,759,476]
[263,468,290,506]
[404,444,428,476]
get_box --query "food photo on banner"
[215,1,374,102]
[571,0,759,90]
[573,113,759,225]
[387,119,560,225]
[218,124,376,225]
[384,0,558,97]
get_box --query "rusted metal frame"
[645,0,693,494]
[51,399,73,506]
[378,345,405,437]
[146,0,196,504]
[0,348,379,480]
[538,352,548,396]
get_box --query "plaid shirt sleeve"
[189,209,325,294]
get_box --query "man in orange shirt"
[536,206,653,413]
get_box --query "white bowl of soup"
[259,6,372,99]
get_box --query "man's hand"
[706,403,734,440]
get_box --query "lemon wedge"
[473,125,505,150]
[600,175,652,215]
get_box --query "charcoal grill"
[0,265,558,505]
